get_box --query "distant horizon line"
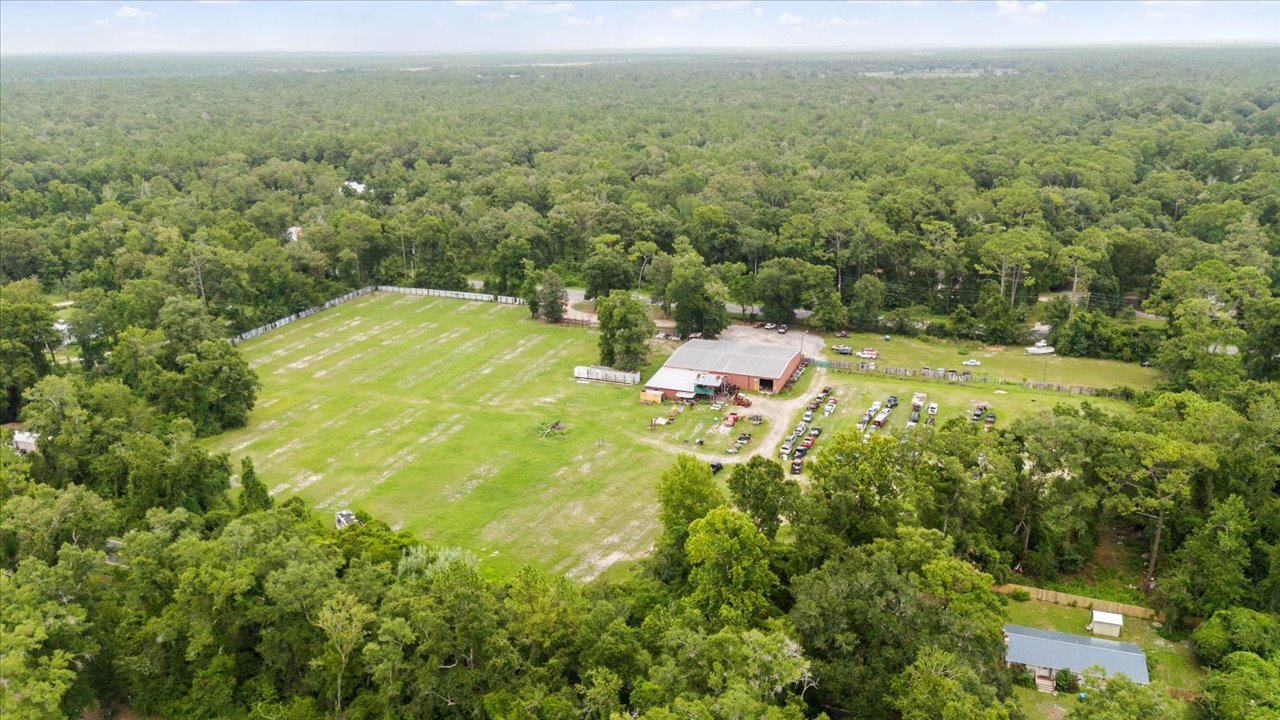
[4,41,1280,58]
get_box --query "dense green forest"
[2,49,1279,719]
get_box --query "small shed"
[335,510,360,529]
[1088,610,1124,637]
[12,431,39,454]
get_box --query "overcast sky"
[2,1,1278,55]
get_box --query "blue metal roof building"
[1004,624,1150,684]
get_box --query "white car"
[962,359,981,366]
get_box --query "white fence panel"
[574,366,641,385]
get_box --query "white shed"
[1087,610,1124,637]
[11,431,39,454]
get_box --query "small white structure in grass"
[335,510,360,529]
[343,180,367,195]
[1087,609,1124,637]
[11,431,39,454]
[1025,339,1056,355]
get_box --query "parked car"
[927,402,938,416]
[791,458,804,474]
[795,421,808,434]
[764,323,777,330]
[971,407,985,421]
[856,348,879,359]
[909,410,921,423]
[832,344,853,355]
[985,412,997,425]
[753,322,766,329]
[802,410,814,422]
[870,401,882,414]
[778,324,789,334]
[809,427,822,437]
[886,395,899,408]
[780,441,794,456]
[962,359,981,366]
[800,437,815,449]
[709,462,724,475]
[793,447,808,458]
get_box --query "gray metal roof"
[664,339,800,380]
[1004,624,1150,684]
[644,366,703,393]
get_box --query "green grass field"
[1004,599,1204,692]
[814,331,1160,390]
[210,292,669,579]
[210,293,1161,580]
[775,370,1138,457]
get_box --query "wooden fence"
[994,583,1164,622]
[1018,380,1106,396]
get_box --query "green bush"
[1011,664,1036,689]
[1010,589,1031,602]
[1192,608,1280,667]
[1054,668,1080,693]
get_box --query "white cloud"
[822,16,871,26]
[453,1,573,13]
[1142,0,1202,19]
[193,1,241,5]
[995,0,1047,20]
[113,5,157,19]
[777,12,805,25]
[564,14,603,26]
[669,1,755,20]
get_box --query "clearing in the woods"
[212,291,1160,578]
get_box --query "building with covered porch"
[643,339,803,400]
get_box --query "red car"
[800,437,815,449]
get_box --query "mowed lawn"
[815,331,1160,390]
[210,292,669,579]
[1003,599,1204,692]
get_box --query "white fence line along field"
[230,285,524,344]
[211,291,666,580]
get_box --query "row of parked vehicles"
[781,386,835,473]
